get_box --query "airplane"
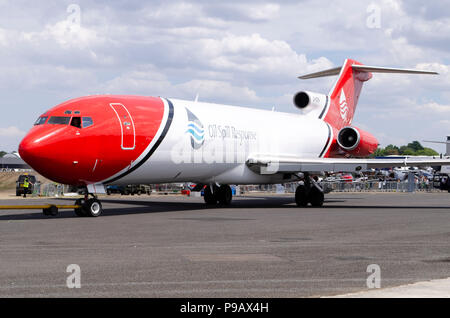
[18,58,450,217]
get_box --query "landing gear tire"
[74,199,88,217]
[82,198,103,217]
[295,185,308,207]
[308,186,324,207]
[43,205,58,216]
[217,185,232,205]
[203,186,217,205]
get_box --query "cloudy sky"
[0,0,449,152]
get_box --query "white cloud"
[99,66,260,105]
[0,0,449,152]
[420,102,450,113]
[0,126,26,137]
[247,3,280,21]
[176,79,260,104]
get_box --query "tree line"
[372,141,439,157]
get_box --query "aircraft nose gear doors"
[204,184,232,205]
[295,173,324,207]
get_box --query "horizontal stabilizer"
[299,64,438,79]
[352,65,438,75]
[298,67,341,79]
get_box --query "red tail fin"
[325,59,372,129]
[299,58,437,130]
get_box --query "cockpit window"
[64,110,72,115]
[82,117,94,128]
[48,116,71,125]
[70,117,81,128]
[34,116,48,125]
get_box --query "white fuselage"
[109,98,331,185]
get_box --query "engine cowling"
[337,126,379,157]
[293,91,327,115]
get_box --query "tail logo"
[339,88,349,121]
[185,108,204,149]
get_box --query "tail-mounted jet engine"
[293,91,327,116]
[337,126,379,157]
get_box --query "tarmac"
[0,192,449,297]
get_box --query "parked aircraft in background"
[19,58,450,217]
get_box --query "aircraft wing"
[246,155,450,174]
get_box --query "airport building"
[0,152,30,170]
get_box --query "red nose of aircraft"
[19,95,167,187]
[19,124,85,185]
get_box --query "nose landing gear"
[74,192,103,217]
[295,173,324,207]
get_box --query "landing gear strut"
[295,173,324,207]
[74,191,103,217]
[203,184,232,206]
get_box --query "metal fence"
[28,180,439,197]
[319,181,434,193]
[34,183,71,197]
[240,180,436,194]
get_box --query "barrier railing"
[240,181,435,194]
[319,181,434,193]
[24,180,439,197]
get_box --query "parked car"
[106,185,126,195]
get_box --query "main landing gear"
[203,184,232,206]
[74,192,103,217]
[295,173,324,207]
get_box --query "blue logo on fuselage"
[185,108,204,149]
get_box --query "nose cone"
[19,126,80,185]
[19,129,46,168]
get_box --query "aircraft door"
[110,103,136,150]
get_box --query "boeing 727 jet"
[19,58,450,216]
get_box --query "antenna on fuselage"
[194,93,199,103]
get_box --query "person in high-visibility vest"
[23,177,29,198]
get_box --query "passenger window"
[48,116,71,125]
[70,117,82,128]
[82,117,93,128]
[34,116,48,125]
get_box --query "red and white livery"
[19,59,449,216]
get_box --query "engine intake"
[293,91,327,113]
[337,126,379,156]
[338,127,360,150]
[293,92,310,109]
